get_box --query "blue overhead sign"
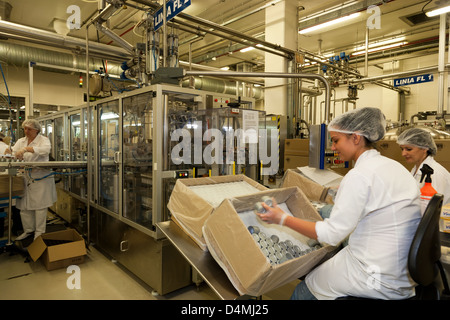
[394,74,434,87]
[153,0,191,31]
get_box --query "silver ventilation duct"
[0,41,122,75]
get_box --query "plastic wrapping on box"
[203,186,338,297]
[167,175,267,250]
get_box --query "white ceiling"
[1,0,446,71]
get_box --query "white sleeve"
[315,170,369,246]
[33,136,51,156]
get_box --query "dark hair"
[347,134,377,150]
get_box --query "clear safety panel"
[70,113,81,161]
[54,116,65,161]
[122,91,153,228]
[69,111,88,198]
[189,107,266,178]
[98,100,120,213]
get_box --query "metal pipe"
[448,14,450,115]
[163,0,167,67]
[85,23,91,245]
[438,13,446,118]
[28,62,33,120]
[185,71,332,123]
[0,20,130,59]
[95,22,135,54]
[0,161,87,168]
[365,27,369,77]
[171,18,290,60]
[7,165,13,245]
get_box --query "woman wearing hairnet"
[397,127,450,207]
[0,132,8,154]
[5,119,57,240]
[258,107,421,300]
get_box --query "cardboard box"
[167,174,267,251]
[0,174,24,198]
[281,169,334,204]
[442,203,450,220]
[203,186,337,296]
[28,229,87,271]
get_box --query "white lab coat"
[411,156,450,206]
[306,149,421,300]
[12,134,57,210]
[0,141,7,154]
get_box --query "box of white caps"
[167,175,267,251]
[203,186,338,297]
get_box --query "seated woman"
[258,107,421,300]
[397,127,450,207]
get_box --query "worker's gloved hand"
[257,198,287,225]
[319,204,334,219]
[14,148,27,160]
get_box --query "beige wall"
[1,65,86,111]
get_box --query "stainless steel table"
[157,220,248,300]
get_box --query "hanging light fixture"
[299,12,361,35]
[426,5,450,17]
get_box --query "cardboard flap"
[41,229,80,241]
[281,169,334,204]
[167,180,215,239]
[47,241,87,262]
[204,200,268,292]
[27,237,47,262]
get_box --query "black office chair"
[408,193,450,300]
[337,193,450,300]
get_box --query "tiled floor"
[0,211,297,300]
[0,243,298,300]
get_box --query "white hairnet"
[397,127,437,156]
[22,119,41,133]
[328,107,386,142]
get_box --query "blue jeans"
[290,281,317,300]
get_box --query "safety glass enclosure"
[98,100,120,214]
[122,91,153,229]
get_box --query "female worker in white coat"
[397,127,450,208]
[6,119,57,240]
[258,107,421,300]
[0,132,8,154]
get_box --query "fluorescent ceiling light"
[352,42,408,56]
[299,12,360,34]
[354,36,406,51]
[426,5,450,17]
[240,47,255,53]
[299,0,359,23]
[220,66,230,70]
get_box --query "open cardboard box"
[167,174,267,251]
[28,229,87,271]
[0,174,24,198]
[203,186,338,297]
[281,169,335,204]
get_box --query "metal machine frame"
[34,84,261,295]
